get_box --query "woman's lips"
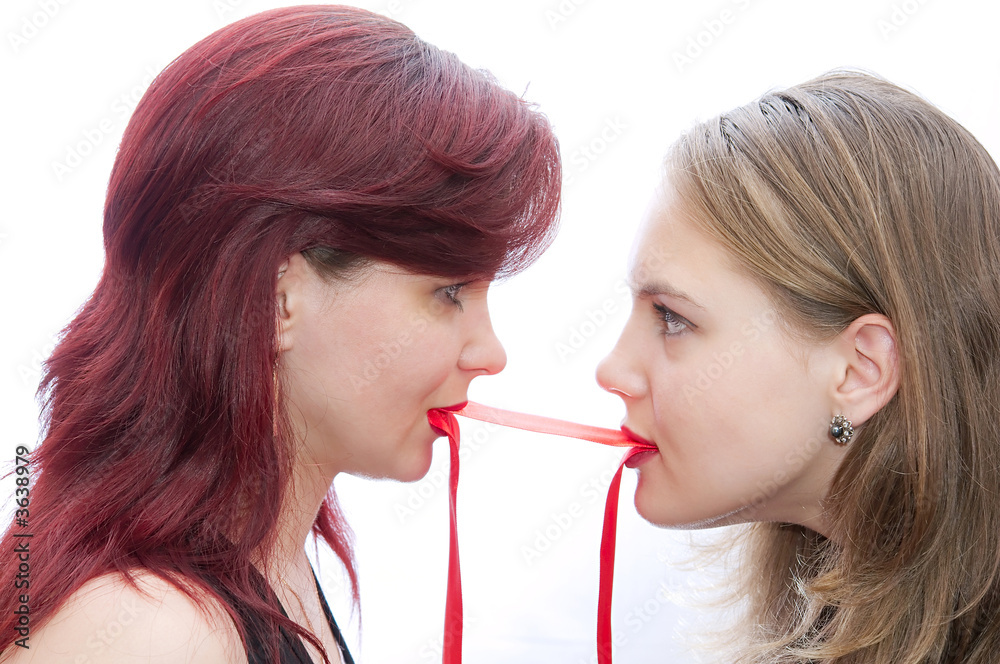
[435,401,469,413]
[621,425,656,450]
[621,425,658,468]
[624,449,658,468]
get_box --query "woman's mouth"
[621,425,656,449]
[434,401,469,413]
[624,449,658,468]
[621,425,658,468]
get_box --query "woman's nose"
[596,327,644,400]
[459,309,507,376]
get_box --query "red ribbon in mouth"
[427,401,656,664]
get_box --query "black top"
[216,565,355,664]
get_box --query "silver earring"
[830,415,854,445]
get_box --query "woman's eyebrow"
[629,278,705,310]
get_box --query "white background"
[3,1,999,662]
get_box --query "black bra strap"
[311,566,355,664]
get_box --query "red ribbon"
[426,404,464,664]
[427,401,656,664]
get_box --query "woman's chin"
[633,479,700,528]
[633,482,666,526]
[390,444,436,483]
[634,487,752,530]
[346,446,434,482]
[634,495,679,528]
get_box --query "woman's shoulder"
[3,570,248,664]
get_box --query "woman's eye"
[441,283,467,309]
[653,303,690,336]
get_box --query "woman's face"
[279,255,506,482]
[596,182,848,532]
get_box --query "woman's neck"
[257,449,337,583]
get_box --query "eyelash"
[652,303,690,336]
[441,283,468,310]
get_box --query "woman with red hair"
[0,6,560,663]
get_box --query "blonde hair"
[667,71,1000,663]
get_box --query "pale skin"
[4,254,506,663]
[596,180,900,539]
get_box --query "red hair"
[0,5,560,661]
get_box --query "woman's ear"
[275,254,306,353]
[830,313,900,425]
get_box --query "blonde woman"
[598,71,1000,662]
